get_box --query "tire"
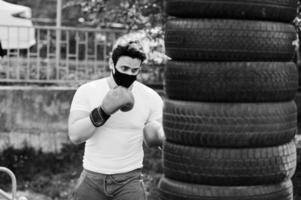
[165,0,297,22]
[164,61,298,102]
[165,19,296,61]
[163,99,297,147]
[159,176,293,200]
[163,141,296,186]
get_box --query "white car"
[0,0,35,49]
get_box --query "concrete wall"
[0,86,76,152]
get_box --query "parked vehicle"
[0,0,35,50]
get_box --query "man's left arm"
[143,92,164,148]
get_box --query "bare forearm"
[68,117,96,144]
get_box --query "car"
[0,0,35,50]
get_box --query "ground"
[0,143,162,200]
[0,143,300,200]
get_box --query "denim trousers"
[73,168,146,200]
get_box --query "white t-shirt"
[70,77,163,174]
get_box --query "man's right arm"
[68,86,135,145]
[68,110,97,145]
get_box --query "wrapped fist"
[143,121,165,148]
[101,86,135,115]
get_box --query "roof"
[0,0,31,17]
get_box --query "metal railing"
[0,25,130,86]
[0,167,28,200]
[0,167,16,200]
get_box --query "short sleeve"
[70,84,91,112]
[147,91,164,123]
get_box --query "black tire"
[163,99,297,147]
[165,0,297,22]
[165,19,296,61]
[163,141,296,186]
[159,176,293,200]
[164,61,298,102]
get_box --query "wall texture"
[0,86,76,152]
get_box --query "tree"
[63,0,169,66]
[63,0,165,31]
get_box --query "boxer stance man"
[68,39,164,200]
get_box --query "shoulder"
[134,82,163,108]
[77,78,108,91]
[134,81,161,98]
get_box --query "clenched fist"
[101,86,135,115]
[143,121,165,148]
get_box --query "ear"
[109,58,115,73]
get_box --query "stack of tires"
[159,0,299,199]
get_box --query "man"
[68,39,164,200]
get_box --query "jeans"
[73,168,146,200]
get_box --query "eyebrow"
[121,65,140,70]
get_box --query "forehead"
[116,56,142,68]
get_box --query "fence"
[0,25,164,87]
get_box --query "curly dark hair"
[111,40,147,66]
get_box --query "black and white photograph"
[0,0,300,200]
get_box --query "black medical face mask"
[112,67,137,88]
